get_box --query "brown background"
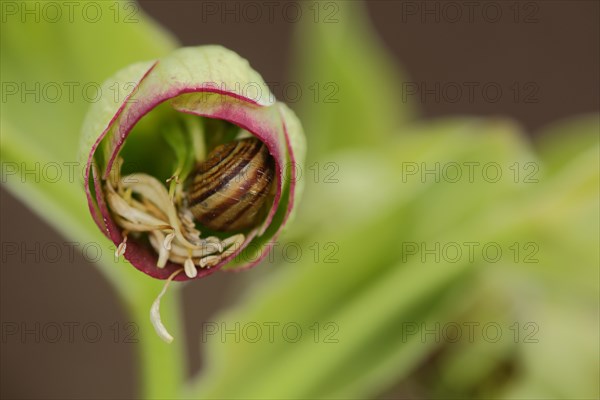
[1,1,598,399]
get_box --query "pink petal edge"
[84,61,297,281]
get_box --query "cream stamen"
[150,268,183,344]
[163,231,175,250]
[107,172,245,277]
[115,234,128,258]
[184,257,197,278]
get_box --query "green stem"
[124,283,185,399]
[2,129,186,399]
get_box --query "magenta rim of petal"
[228,106,301,272]
[84,61,297,281]
[84,62,159,237]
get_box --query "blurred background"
[1,1,598,399]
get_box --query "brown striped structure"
[186,137,275,232]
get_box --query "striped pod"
[187,137,275,232]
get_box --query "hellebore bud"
[79,46,305,341]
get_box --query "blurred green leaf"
[504,115,599,300]
[404,114,600,399]
[1,1,176,164]
[500,301,599,399]
[1,0,177,276]
[291,0,415,160]
[189,118,552,399]
[0,2,183,398]
[3,0,598,398]
[535,113,599,174]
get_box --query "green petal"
[80,46,305,278]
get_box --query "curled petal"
[80,46,305,281]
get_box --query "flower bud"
[80,46,305,282]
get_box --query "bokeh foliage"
[1,1,598,399]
